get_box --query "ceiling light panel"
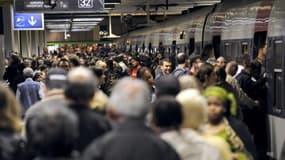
[46,24,70,29]
[73,22,99,24]
[49,30,66,32]
[72,18,104,22]
[45,19,71,22]
[71,28,93,32]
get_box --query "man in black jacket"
[83,77,180,160]
[64,67,111,153]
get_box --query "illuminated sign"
[14,0,104,13]
[13,13,44,30]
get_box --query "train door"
[189,38,195,55]
[142,43,145,52]
[129,44,133,53]
[212,36,221,58]
[171,40,177,55]
[195,42,202,55]
[267,37,285,159]
[254,31,267,59]
[148,43,152,54]
[184,44,187,54]
[135,44,138,53]
[267,38,284,116]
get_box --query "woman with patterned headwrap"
[203,86,257,160]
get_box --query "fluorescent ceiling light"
[72,22,98,25]
[46,24,70,29]
[73,18,104,22]
[104,2,120,4]
[49,30,66,32]
[105,8,114,10]
[71,28,92,32]
[45,19,71,22]
[72,26,95,29]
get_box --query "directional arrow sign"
[28,16,37,26]
[13,13,44,30]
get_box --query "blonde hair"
[176,89,208,130]
[0,84,21,133]
[95,60,107,69]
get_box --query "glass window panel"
[232,42,238,61]
[241,42,249,55]
[273,72,282,112]
[274,40,283,69]
[224,42,232,60]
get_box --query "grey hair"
[25,99,78,156]
[23,67,34,78]
[108,77,151,118]
[45,68,67,90]
[178,75,200,91]
[67,67,98,85]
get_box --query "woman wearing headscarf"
[151,96,220,160]
[177,89,232,160]
[203,86,257,160]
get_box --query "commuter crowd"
[0,44,271,160]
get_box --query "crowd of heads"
[0,43,267,160]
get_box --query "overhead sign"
[14,0,104,13]
[13,13,44,30]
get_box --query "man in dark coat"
[64,67,111,153]
[83,77,180,160]
[236,61,268,160]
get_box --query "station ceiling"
[108,0,221,15]
[3,0,221,33]
[44,0,221,32]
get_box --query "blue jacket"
[16,79,42,115]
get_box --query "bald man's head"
[64,67,98,105]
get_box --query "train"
[116,0,285,159]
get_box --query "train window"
[274,40,283,69]
[232,42,239,61]
[224,42,232,60]
[273,72,282,112]
[241,42,249,55]
[189,38,195,55]
[195,44,201,55]
[273,40,284,112]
